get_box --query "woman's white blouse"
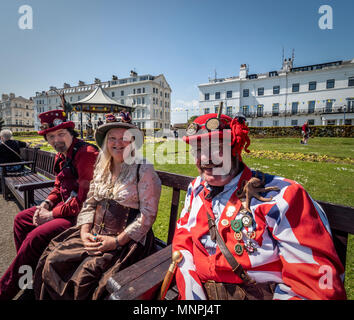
[76,160,161,244]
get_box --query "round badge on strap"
[234,243,244,256]
[231,219,243,232]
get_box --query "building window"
[215,92,220,99]
[292,83,300,92]
[308,101,315,113]
[257,121,263,127]
[347,99,354,112]
[137,88,141,94]
[142,97,145,104]
[143,87,145,93]
[204,108,210,114]
[226,106,233,116]
[257,105,264,117]
[309,81,317,91]
[291,120,298,126]
[214,105,219,113]
[308,119,315,125]
[345,119,352,125]
[325,100,333,113]
[327,120,335,125]
[226,91,232,98]
[273,120,279,126]
[257,87,264,96]
[292,102,299,115]
[348,77,354,87]
[205,93,210,101]
[133,89,136,94]
[272,103,279,116]
[242,105,249,117]
[111,91,115,97]
[326,79,335,89]
[273,86,280,94]
[243,89,249,97]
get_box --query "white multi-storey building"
[0,93,34,132]
[198,58,354,127]
[32,72,172,131]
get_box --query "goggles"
[186,117,227,136]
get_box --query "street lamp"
[343,105,346,124]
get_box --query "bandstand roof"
[71,85,133,113]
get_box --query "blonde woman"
[34,113,161,300]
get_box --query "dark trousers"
[0,206,74,300]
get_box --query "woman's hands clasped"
[81,232,118,256]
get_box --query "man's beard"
[54,143,68,153]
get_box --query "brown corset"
[91,199,139,236]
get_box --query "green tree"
[188,115,198,125]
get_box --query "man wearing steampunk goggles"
[172,103,346,300]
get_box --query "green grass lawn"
[17,135,354,298]
[249,137,354,160]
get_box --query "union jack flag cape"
[172,165,346,300]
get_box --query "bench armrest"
[107,245,172,300]
[0,161,34,168]
[15,180,55,191]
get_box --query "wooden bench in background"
[1,148,55,209]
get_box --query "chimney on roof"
[112,75,118,80]
[9,93,15,99]
[282,57,293,72]
[239,64,248,79]
[78,80,85,86]
[94,78,101,84]
[130,70,138,77]
[2,94,9,101]
[63,83,71,88]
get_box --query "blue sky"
[0,0,353,123]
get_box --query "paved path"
[0,195,19,278]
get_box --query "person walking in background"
[301,121,310,144]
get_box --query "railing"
[242,105,354,118]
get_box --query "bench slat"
[107,245,172,300]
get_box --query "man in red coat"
[172,112,346,300]
[0,109,98,300]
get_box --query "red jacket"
[46,138,98,218]
[302,123,309,133]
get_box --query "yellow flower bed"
[244,150,354,165]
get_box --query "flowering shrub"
[249,125,353,138]
[243,149,354,164]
